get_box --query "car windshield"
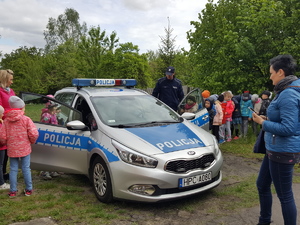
[91,95,181,127]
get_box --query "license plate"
[179,172,212,188]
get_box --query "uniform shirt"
[152,77,184,111]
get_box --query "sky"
[0,0,210,56]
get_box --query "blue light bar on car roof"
[72,79,137,87]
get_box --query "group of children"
[202,90,271,144]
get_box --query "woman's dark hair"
[270,54,297,76]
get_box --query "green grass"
[24,103,45,122]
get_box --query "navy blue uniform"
[152,77,184,111]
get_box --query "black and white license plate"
[179,172,212,188]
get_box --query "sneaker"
[24,189,33,196]
[40,171,52,180]
[218,139,225,144]
[8,191,17,198]
[0,183,10,190]
[50,172,60,177]
[226,138,232,142]
[233,136,239,140]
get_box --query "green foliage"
[187,0,300,95]
[158,17,177,70]
[44,8,87,53]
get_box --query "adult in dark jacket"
[253,54,300,225]
[152,66,184,111]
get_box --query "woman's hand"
[252,113,265,125]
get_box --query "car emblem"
[187,151,196,155]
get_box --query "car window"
[55,93,76,106]
[74,96,98,130]
[20,93,82,127]
[91,95,181,127]
[178,89,204,115]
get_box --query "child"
[40,103,58,125]
[184,95,198,113]
[231,95,242,140]
[40,102,60,180]
[204,97,215,131]
[219,91,235,142]
[240,91,253,137]
[0,96,39,197]
[258,90,271,117]
[0,105,10,190]
[211,95,223,142]
[221,91,234,142]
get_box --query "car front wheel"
[91,157,113,203]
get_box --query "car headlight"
[212,135,220,155]
[112,140,158,168]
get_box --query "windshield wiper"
[137,120,181,126]
[110,119,182,128]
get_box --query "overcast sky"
[0,0,209,56]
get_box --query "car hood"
[104,121,214,155]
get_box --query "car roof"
[56,86,148,97]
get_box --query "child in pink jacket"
[0,96,39,197]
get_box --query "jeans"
[224,120,231,139]
[10,155,33,192]
[219,124,225,140]
[241,117,249,137]
[0,150,5,185]
[257,155,296,225]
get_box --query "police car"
[20,78,223,203]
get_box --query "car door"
[20,92,91,175]
[178,88,209,131]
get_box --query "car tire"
[91,157,113,203]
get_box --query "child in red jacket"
[0,96,39,197]
[219,91,235,143]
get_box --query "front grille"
[165,154,215,173]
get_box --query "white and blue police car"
[20,78,223,203]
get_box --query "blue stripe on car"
[35,129,119,162]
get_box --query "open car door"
[19,92,91,175]
[178,88,209,131]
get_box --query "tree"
[101,42,153,88]
[44,8,87,53]
[158,17,177,71]
[0,47,48,94]
[78,26,120,77]
[187,0,300,95]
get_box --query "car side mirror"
[181,112,196,120]
[66,120,89,131]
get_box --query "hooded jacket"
[0,109,39,157]
[263,78,300,153]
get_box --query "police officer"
[152,66,184,111]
